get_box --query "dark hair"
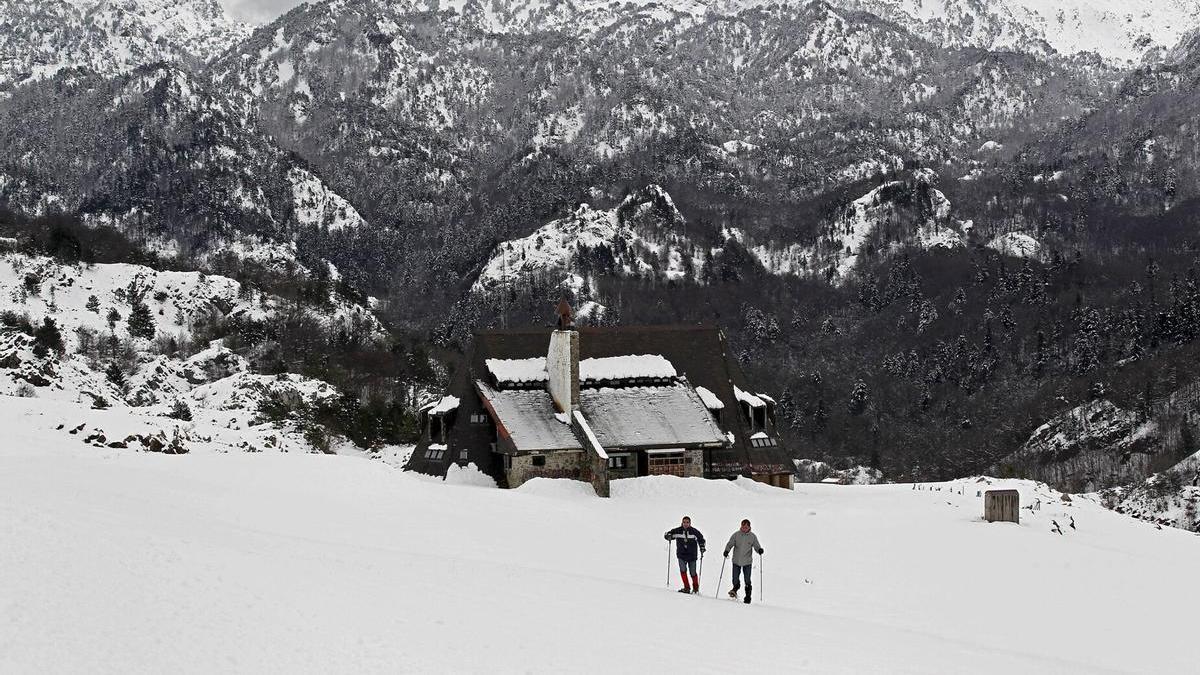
[741,519,751,526]
[682,515,691,521]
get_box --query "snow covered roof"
[427,395,460,415]
[486,354,677,386]
[475,381,582,452]
[757,393,776,405]
[582,354,676,381]
[476,380,724,453]
[573,411,608,460]
[485,357,548,384]
[580,384,726,449]
[733,386,765,408]
[695,385,724,410]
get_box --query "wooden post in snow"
[984,489,1020,523]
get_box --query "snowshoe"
[728,588,738,599]
[678,587,692,594]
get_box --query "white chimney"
[547,329,579,413]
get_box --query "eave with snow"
[406,310,794,495]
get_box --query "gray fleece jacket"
[724,530,763,566]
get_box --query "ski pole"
[666,541,671,587]
[714,555,727,598]
[759,552,764,603]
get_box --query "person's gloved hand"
[723,552,728,558]
[700,547,706,555]
[758,548,764,555]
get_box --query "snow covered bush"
[169,399,193,422]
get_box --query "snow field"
[2,396,1198,673]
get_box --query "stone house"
[405,313,794,495]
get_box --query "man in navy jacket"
[664,516,706,593]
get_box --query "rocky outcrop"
[998,399,1164,492]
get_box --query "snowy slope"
[471,185,701,295]
[2,395,1197,673]
[840,0,1200,64]
[728,169,965,282]
[474,174,970,297]
[0,252,381,407]
[0,0,249,91]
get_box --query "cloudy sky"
[220,0,308,23]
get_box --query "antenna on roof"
[555,298,575,330]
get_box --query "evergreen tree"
[32,317,64,357]
[105,361,126,389]
[86,295,100,313]
[848,379,870,416]
[811,398,828,437]
[1033,330,1048,379]
[127,300,156,340]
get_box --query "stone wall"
[504,447,706,491]
[505,450,585,489]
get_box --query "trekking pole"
[714,555,727,598]
[666,541,672,587]
[759,552,764,603]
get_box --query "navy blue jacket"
[664,526,706,561]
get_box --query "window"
[503,455,512,470]
[424,446,447,460]
[751,436,777,448]
[648,452,688,477]
[469,413,488,424]
[531,455,546,467]
[607,455,629,470]
[459,449,469,461]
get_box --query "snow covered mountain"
[0,0,249,92]
[0,63,367,278]
[234,0,1200,65]
[471,185,703,298]
[473,171,969,297]
[840,0,1200,64]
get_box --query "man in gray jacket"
[723,519,763,604]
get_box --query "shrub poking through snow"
[169,399,193,422]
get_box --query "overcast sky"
[220,0,308,23]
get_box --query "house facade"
[405,316,794,495]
